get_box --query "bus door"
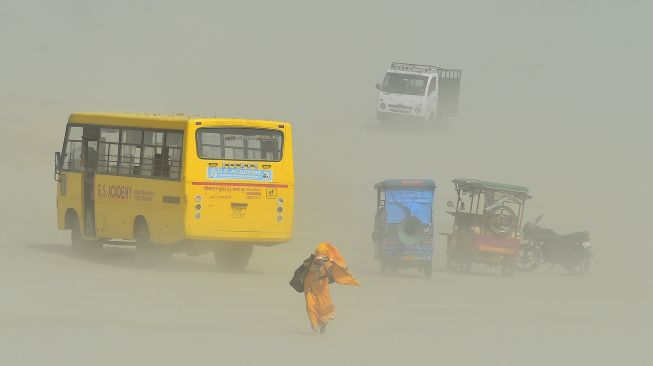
[82,126,99,237]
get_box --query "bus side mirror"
[447,201,454,208]
[54,152,61,181]
[375,83,381,90]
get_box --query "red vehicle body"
[444,178,530,276]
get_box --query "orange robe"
[304,243,360,331]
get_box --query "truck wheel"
[435,113,451,131]
[214,244,253,272]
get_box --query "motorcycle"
[517,215,592,275]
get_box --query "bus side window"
[142,131,165,177]
[165,132,183,179]
[119,129,143,176]
[98,128,120,174]
[62,126,83,171]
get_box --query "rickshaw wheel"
[501,257,515,277]
[454,244,473,274]
[424,260,433,278]
[380,260,390,276]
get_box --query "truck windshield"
[381,73,428,96]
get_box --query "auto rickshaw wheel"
[380,260,390,276]
[501,257,515,277]
[424,260,433,279]
[455,244,473,274]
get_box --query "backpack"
[289,254,314,293]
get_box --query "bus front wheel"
[69,212,100,251]
[214,244,253,272]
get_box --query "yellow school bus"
[54,113,294,269]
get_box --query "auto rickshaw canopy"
[374,179,437,190]
[452,178,530,199]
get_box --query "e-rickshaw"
[372,179,436,278]
[444,178,530,276]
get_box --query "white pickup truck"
[376,62,461,127]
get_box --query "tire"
[380,260,390,276]
[458,245,473,274]
[214,244,253,272]
[434,113,446,131]
[447,248,472,274]
[69,214,100,251]
[567,257,590,276]
[424,260,433,279]
[502,257,515,277]
[134,219,169,261]
[428,114,436,128]
[446,256,456,273]
[516,244,541,272]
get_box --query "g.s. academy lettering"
[97,184,132,200]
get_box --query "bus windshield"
[196,128,283,161]
[381,73,428,96]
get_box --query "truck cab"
[376,62,461,127]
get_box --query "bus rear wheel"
[214,244,253,272]
[134,220,169,261]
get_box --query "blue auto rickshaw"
[372,179,436,278]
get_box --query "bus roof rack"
[390,62,461,79]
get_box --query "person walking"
[303,242,360,334]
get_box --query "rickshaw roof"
[374,179,436,190]
[452,178,530,197]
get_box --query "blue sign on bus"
[207,167,273,182]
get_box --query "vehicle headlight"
[379,103,386,110]
[414,106,422,114]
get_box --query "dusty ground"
[1,242,650,366]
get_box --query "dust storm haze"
[1,1,652,365]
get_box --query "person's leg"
[305,291,320,333]
[315,284,336,333]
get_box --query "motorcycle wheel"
[567,257,590,276]
[516,244,541,272]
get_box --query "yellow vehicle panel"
[56,113,294,247]
[94,174,185,244]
